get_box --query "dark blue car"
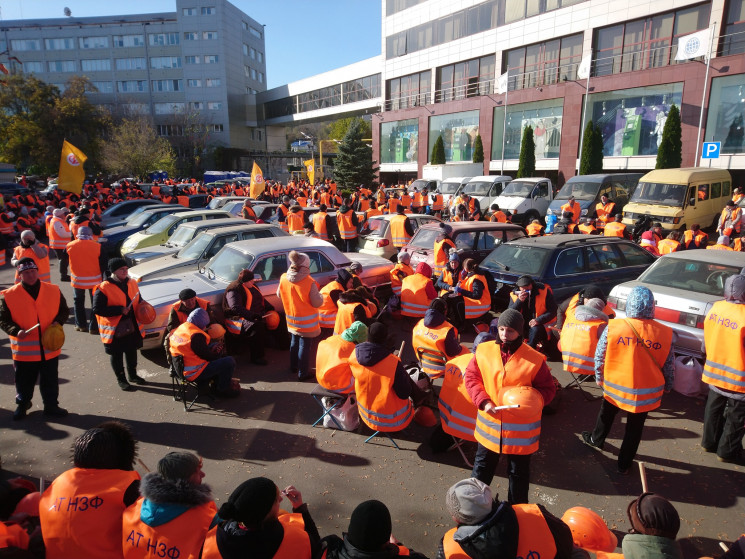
[101,205,190,260]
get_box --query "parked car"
[480,234,657,309]
[459,175,512,214]
[103,202,183,230]
[100,199,166,229]
[128,223,289,282]
[136,237,394,349]
[124,217,247,267]
[0,183,31,200]
[101,205,190,260]
[547,173,642,221]
[358,213,442,261]
[607,249,745,360]
[400,221,526,272]
[120,209,231,255]
[490,177,554,225]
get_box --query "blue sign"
[702,142,721,159]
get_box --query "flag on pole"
[249,161,265,198]
[496,71,509,94]
[675,29,711,60]
[303,159,315,186]
[577,53,592,80]
[58,140,87,194]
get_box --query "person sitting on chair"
[412,298,466,380]
[454,259,491,322]
[509,275,557,351]
[559,298,609,384]
[223,269,272,366]
[316,321,368,395]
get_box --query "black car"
[101,205,191,259]
[0,182,31,200]
[480,234,657,309]
[100,199,165,228]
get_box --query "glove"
[453,286,461,295]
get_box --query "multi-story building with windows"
[0,0,268,153]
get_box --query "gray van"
[547,173,643,220]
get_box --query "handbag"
[114,315,136,338]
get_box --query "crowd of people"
[1,175,744,558]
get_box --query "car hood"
[492,194,527,210]
[128,253,192,281]
[624,203,680,216]
[103,224,143,240]
[129,245,179,263]
[139,269,225,310]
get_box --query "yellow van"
[622,167,732,231]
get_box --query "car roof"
[506,234,630,248]
[170,209,229,218]
[370,213,432,221]
[140,205,190,214]
[655,248,745,266]
[201,223,279,235]
[227,236,335,255]
[419,221,524,233]
[177,217,246,230]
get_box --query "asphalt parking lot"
[1,257,743,558]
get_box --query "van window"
[687,186,697,207]
[697,184,709,201]
[534,182,549,197]
[611,181,625,198]
[489,182,504,197]
[723,181,731,197]
[712,182,721,199]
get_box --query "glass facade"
[343,74,382,104]
[720,0,745,56]
[380,119,419,164]
[386,71,431,110]
[504,33,583,90]
[428,111,479,163]
[705,75,745,154]
[582,83,683,157]
[435,55,495,102]
[491,98,564,160]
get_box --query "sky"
[0,0,382,89]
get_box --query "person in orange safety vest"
[336,199,360,252]
[334,286,378,335]
[201,477,320,559]
[509,275,557,350]
[561,196,581,224]
[603,214,628,238]
[48,208,72,281]
[455,258,491,321]
[560,297,609,383]
[707,235,733,250]
[12,230,51,284]
[390,251,414,296]
[657,231,682,254]
[412,297,466,379]
[582,286,674,475]
[595,194,616,226]
[316,320,367,395]
[525,219,544,237]
[66,226,103,334]
[464,308,556,503]
[389,206,414,249]
[433,223,456,277]
[400,262,437,318]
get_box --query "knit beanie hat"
[77,226,93,239]
[397,252,411,264]
[368,322,388,345]
[449,252,460,263]
[446,478,493,525]
[342,321,368,344]
[187,308,210,330]
[347,500,392,552]
[627,493,680,539]
[337,268,353,286]
[218,477,277,527]
[179,288,197,301]
[157,452,200,482]
[108,257,128,273]
[581,285,605,302]
[497,309,524,333]
[439,222,453,236]
[288,250,310,269]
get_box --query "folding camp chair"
[310,384,344,430]
[364,430,402,450]
[564,369,601,401]
[170,355,214,411]
[448,436,474,468]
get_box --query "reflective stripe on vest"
[560,316,604,373]
[438,353,478,441]
[703,301,745,393]
[461,274,490,319]
[67,239,102,289]
[169,322,211,381]
[337,210,357,239]
[390,214,411,247]
[412,319,457,379]
[316,335,356,393]
[3,281,62,361]
[279,274,320,334]
[401,274,431,317]
[350,352,413,432]
[313,212,329,241]
[49,217,71,249]
[94,280,145,344]
[319,281,343,328]
[390,263,413,296]
[225,319,242,335]
[433,238,455,277]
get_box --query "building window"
[183,7,197,15]
[720,0,745,56]
[380,118,419,164]
[201,7,216,15]
[705,74,745,154]
[205,78,221,87]
[183,32,199,41]
[115,57,146,70]
[257,130,262,141]
[117,80,148,93]
[258,72,264,83]
[23,61,44,73]
[48,60,76,72]
[149,33,180,46]
[150,56,182,69]
[191,102,204,109]
[113,34,144,48]
[247,87,258,94]
[151,79,183,92]
[250,68,257,79]
[257,52,263,63]
[81,59,112,72]
[207,102,223,110]
[212,124,224,132]
[594,3,711,76]
[203,31,218,40]
[345,74,382,104]
[185,55,200,64]
[91,81,114,93]
[249,46,256,59]
[386,71,430,109]
[157,125,184,136]
[249,26,263,39]
[298,85,342,112]
[428,110,480,163]
[187,79,202,87]
[79,36,109,49]
[265,97,296,118]
[386,0,428,16]
[10,39,41,51]
[121,103,148,114]
[242,44,248,55]
[435,55,495,102]
[204,55,218,64]
[504,33,582,90]
[154,102,185,114]
[491,98,564,160]
[44,38,75,50]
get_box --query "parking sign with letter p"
[702,142,721,159]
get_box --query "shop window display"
[705,75,745,154]
[491,99,563,160]
[381,119,419,164]
[428,111,480,163]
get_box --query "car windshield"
[637,257,741,296]
[207,199,223,209]
[630,182,687,205]
[360,218,387,237]
[408,228,441,249]
[409,179,429,191]
[128,211,159,227]
[481,244,549,276]
[440,181,460,194]
[464,181,493,196]
[144,215,178,235]
[177,232,212,260]
[207,246,254,282]
[167,226,197,247]
[501,181,534,197]
[555,181,601,201]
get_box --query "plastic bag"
[673,356,705,397]
[322,395,360,431]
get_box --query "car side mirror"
[689,197,696,206]
[253,273,262,282]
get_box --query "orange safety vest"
[122,498,217,559]
[94,280,145,345]
[683,229,708,248]
[400,274,432,317]
[358,198,370,212]
[169,322,210,381]
[442,504,556,559]
[578,223,596,235]
[296,196,308,208]
[438,352,478,441]
[388,198,400,214]
[336,210,357,240]
[603,318,673,413]
[278,274,320,334]
[277,204,290,232]
[177,196,190,207]
[604,222,626,237]
[318,280,344,329]
[242,206,257,221]
[702,301,745,394]
[526,223,543,236]
[2,281,62,361]
[460,273,491,319]
[560,315,605,374]
[390,214,412,248]
[67,239,102,289]
[313,212,329,241]
[431,194,444,211]
[287,211,305,234]
[170,297,210,326]
[48,216,72,250]
[412,192,423,208]
[350,352,414,432]
[474,342,545,455]
[412,319,461,379]
[202,513,310,559]
[510,285,550,320]
[0,217,14,235]
[13,244,51,283]
[400,194,411,208]
[657,239,680,254]
[316,334,356,393]
[719,207,742,235]
[561,201,581,223]
[595,202,615,223]
[334,300,375,335]
[0,522,29,550]
[708,243,733,251]
[433,238,456,277]
[39,468,141,559]
[390,263,414,295]
[489,211,506,223]
[565,293,615,323]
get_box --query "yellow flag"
[249,161,265,198]
[303,159,315,186]
[58,140,87,194]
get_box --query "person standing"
[433,224,456,278]
[336,198,360,252]
[0,257,69,420]
[464,309,555,504]
[390,206,414,250]
[277,251,323,381]
[92,258,149,391]
[582,286,674,474]
[48,208,72,281]
[66,226,103,334]
[701,274,745,464]
[12,230,51,284]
